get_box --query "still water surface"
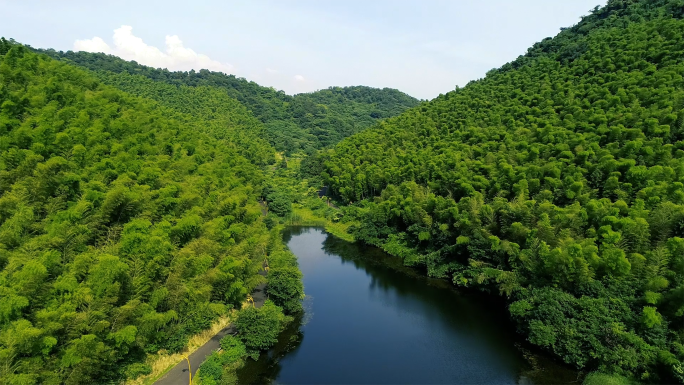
[238,227,576,384]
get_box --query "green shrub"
[235,300,286,351]
[198,336,247,384]
[267,192,293,217]
[267,267,304,314]
[264,213,279,230]
[219,335,247,362]
[198,353,224,383]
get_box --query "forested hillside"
[73,70,274,166]
[37,49,421,154]
[324,0,684,382]
[0,42,295,384]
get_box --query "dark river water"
[237,227,578,384]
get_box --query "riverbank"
[191,228,303,385]
[126,278,268,385]
[284,205,356,243]
[153,281,267,385]
[126,226,301,385]
[319,215,636,385]
[238,227,581,384]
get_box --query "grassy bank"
[583,372,638,385]
[284,205,356,243]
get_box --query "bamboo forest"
[3,0,684,384]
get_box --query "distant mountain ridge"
[37,49,420,154]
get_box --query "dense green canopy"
[324,0,684,382]
[37,49,421,154]
[0,43,280,384]
[79,70,275,166]
[7,0,684,382]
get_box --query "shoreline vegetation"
[192,228,303,385]
[284,206,355,243]
[159,198,352,385]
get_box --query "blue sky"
[4,0,604,99]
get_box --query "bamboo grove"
[323,0,684,382]
[0,43,286,384]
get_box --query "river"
[237,227,579,384]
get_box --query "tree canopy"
[323,0,684,382]
[0,44,284,384]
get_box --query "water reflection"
[320,232,522,361]
[238,227,578,385]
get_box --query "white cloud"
[74,36,111,54]
[294,74,305,81]
[265,68,279,74]
[74,25,233,73]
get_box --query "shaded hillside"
[324,0,684,382]
[37,49,421,153]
